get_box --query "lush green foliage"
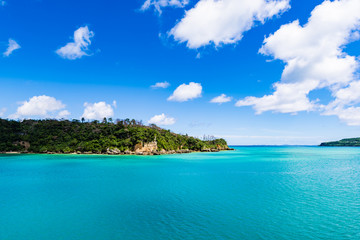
[320,138,360,147]
[0,119,229,153]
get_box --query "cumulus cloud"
[168,82,202,102]
[3,39,21,57]
[322,106,360,126]
[56,110,71,119]
[141,0,189,14]
[151,81,170,89]
[81,101,114,120]
[236,81,318,114]
[210,94,232,104]
[9,95,69,119]
[0,108,6,117]
[236,0,360,125]
[170,0,290,49]
[56,26,94,60]
[148,113,176,126]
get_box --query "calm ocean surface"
[0,147,359,240]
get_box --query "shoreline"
[1,148,235,156]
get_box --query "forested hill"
[0,118,230,154]
[320,138,360,147]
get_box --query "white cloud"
[9,95,68,119]
[81,101,114,120]
[56,26,94,60]
[3,39,21,57]
[236,0,360,125]
[151,81,170,89]
[170,0,290,49]
[148,113,176,126]
[141,0,189,14]
[0,108,6,117]
[323,106,360,126]
[210,94,232,104]
[168,82,202,102]
[112,100,117,108]
[56,110,71,119]
[236,80,318,114]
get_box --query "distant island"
[320,138,360,147]
[0,118,231,155]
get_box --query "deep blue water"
[0,147,359,240]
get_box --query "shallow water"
[1,147,359,240]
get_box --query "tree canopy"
[320,138,360,147]
[0,118,229,154]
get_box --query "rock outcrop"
[134,141,158,155]
[14,141,30,151]
[106,148,121,155]
[103,140,231,156]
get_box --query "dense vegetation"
[0,118,229,154]
[320,138,360,147]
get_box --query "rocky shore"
[2,141,234,155]
[100,141,234,155]
[2,148,234,156]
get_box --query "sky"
[1,0,360,145]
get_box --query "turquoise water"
[1,147,360,240]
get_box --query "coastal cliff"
[0,118,231,155]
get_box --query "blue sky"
[1,0,360,145]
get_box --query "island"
[0,118,232,155]
[320,138,360,146]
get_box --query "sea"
[0,146,359,240]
